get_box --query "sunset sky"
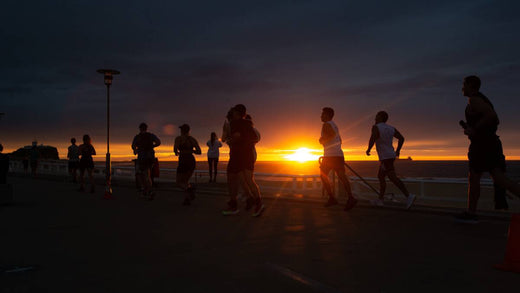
[1,0,520,161]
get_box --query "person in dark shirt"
[78,135,96,193]
[29,144,39,178]
[0,144,9,184]
[222,104,264,217]
[174,124,201,205]
[456,76,520,223]
[132,123,161,199]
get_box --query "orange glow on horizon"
[284,147,321,163]
[3,141,520,162]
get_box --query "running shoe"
[406,194,417,210]
[344,196,358,211]
[182,197,191,206]
[454,212,479,224]
[78,186,85,192]
[252,199,265,217]
[222,200,239,216]
[370,198,384,207]
[90,186,95,194]
[324,197,339,207]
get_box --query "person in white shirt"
[366,111,416,209]
[319,107,357,211]
[206,132,223,182]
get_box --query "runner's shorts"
[177,154,196,174]
[468,137,506,173]
[320,156,345,174]
[379,158,396,175]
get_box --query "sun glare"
[285,147,321,163]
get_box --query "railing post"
[292,177,297,193]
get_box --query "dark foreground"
[0,177,517,293]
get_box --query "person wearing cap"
[132,123,161,199]
[174,124,201,205]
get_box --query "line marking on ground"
[265,262,341,293]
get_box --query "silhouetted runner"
[29,143,39,178]
[222,104,264,217]
[457,75,520,223]
[206,132,222,183]
[78,135,96,193]
[67,138,80,183]
[174,124,201,206]
[366,111,416,209]
[319,107,357,211]
[132,123,161,200]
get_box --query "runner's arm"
[319,123,335,145]
[131,136,138,154]
[466,96,499,136]
[394,129,405,158]
[173,137,179,156]
[192,138,202,155]
[366,125,379,156]
[152,134,161,148]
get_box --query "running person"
[319,107,357,211]
[78,134,96,193]
[206,132,222,183]
[222,104,264,216]
[67,138,80,183]
[457,75,520,223]
[174,124,201,205]
[132,123,161,199]
[366,111,416,209]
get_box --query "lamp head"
[97,69,120,86]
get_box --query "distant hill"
[9,143,59,160]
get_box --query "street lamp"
[97,69,120,199]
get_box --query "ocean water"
[114,160,520,180]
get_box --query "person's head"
[71,138,76,144]
[179,124,190,135]
[0,144,3,153]
[463,75,481,97]
[233,104,247,119]
[321,107,334,122]
[226,108,234,122]
[139,122,148,133]
[210,132,217,140]
[83,134,91,144]
[375,111,389,123]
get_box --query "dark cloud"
[1,0,520,157]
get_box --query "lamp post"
[96,69,120,199]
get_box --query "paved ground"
[0,177,518,292]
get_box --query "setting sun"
[285,147,321,163]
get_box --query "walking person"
[67,138,80,183]
[222,104,264,216]
[319,107,357,211]
[366,111,416,209]
[207,132,222,183]
[78,135,96,193]
[29,143,39,178]
[457,75,520,223]
[174,124,201,205]
[132,123,161,199]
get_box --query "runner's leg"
[468,169,482,214]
